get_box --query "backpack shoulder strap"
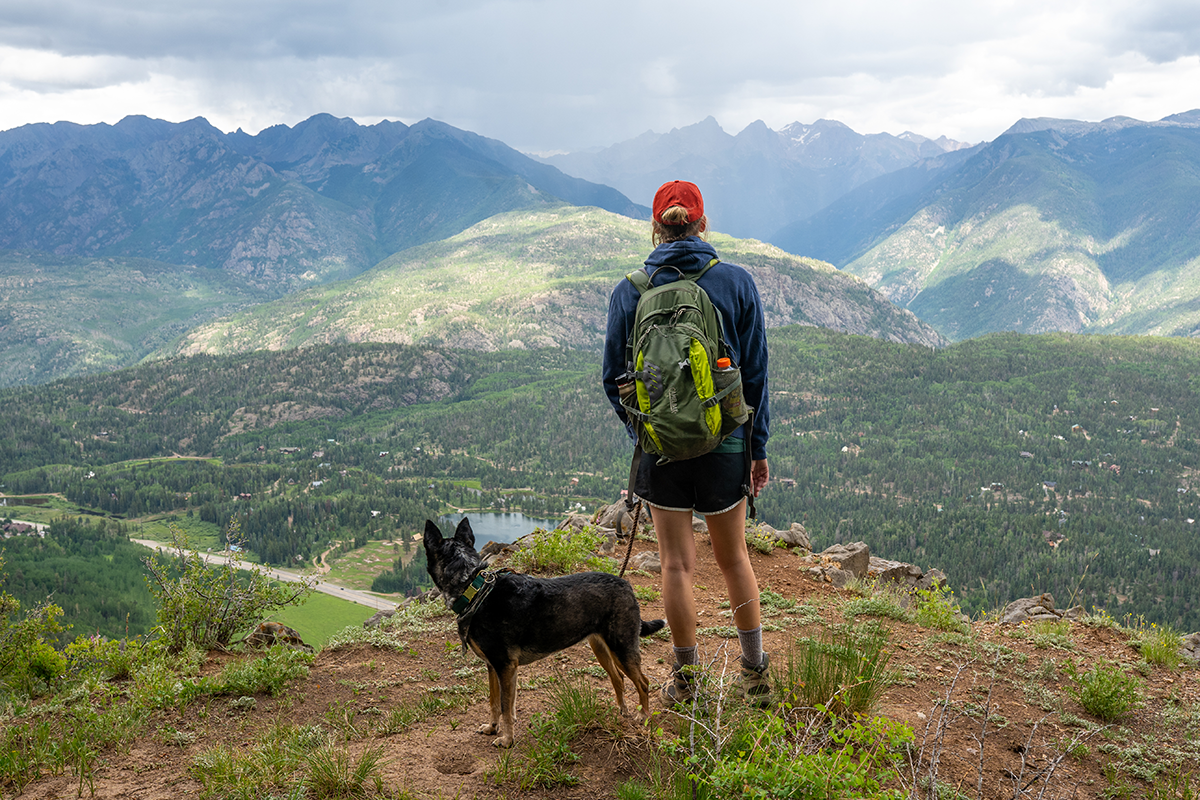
[625,269,652,295]
[692,258,721,281]
[626,258,719,294]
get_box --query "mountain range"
[3,110,1200,388]
[0,114,642,290]
[545,112,1200,342]
[780,111,1200,340]
[539,115,974,244]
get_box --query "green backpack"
[619,259,753,464]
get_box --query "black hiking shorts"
[634,449,746,516]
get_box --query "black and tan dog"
[423,518,665,747]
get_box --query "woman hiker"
[602,180,772,706]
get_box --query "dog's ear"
[423,520,444,553]
[454,517,475,550]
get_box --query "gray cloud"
[1,0,1199,151]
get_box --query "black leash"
[619,445,646,579]
[619,499,642,578]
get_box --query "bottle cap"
[716,357,731,369]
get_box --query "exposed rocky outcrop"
[996,593,1084,625]
[1182,632,1200,663]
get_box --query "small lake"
[436,511,562,548]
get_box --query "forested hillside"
[2,330,1198,634]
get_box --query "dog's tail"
[640,619,666,637]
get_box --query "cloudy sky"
[2,0,1198,153]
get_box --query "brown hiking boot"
[740,653,773,708]
[660,663,699,706]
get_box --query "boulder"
[556,513,592,532]
[818,542,871,578]
[629,551,661,573]
[868,557,912,584]
[479,540,512,561]
[596,531,619,556]
[915,568,947,591]
[828,568,855,589]
[363,608,396,629]
[594,503,634,536]
[998,593,1060,625]
[774,523,811,552]
[1181,632,1200,663]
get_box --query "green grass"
[780,625,898,717]
[130,514,226,550]
[271,592,376,649]
[505,526,614,575]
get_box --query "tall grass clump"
[1131,620,1185,669]
[780,625,897,717]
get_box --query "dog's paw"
[476,722,498,736]
[492,735,514,748]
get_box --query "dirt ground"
[14,534,1200,799]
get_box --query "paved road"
[132,539,399,612]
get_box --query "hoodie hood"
[644,237,719,277]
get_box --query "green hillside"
[167,205,944,358]
[840,125,1200,340]
[0,250,268,387]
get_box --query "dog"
[423,518,665,747]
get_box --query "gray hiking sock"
[737,626,764,669]
[673,645,699,669]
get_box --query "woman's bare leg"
[650,506,698,649]
[705,499,761,632]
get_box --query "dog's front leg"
[494,661,519,748]
[477,662,501,737]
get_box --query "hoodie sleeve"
[734,273,770,461]
[602,279,638,429]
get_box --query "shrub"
[1029,619,1075,650]
[1133,621,1184,670]
[703,715,912,800]
[143,520,314,653]
[913,583,969,633]
[0,557,68,698]
[1064,660,1144,722]
[506,526,614,575]
[744,525,778,555]
[214,646,313,697]
[842,592,914,623]
[66,634,157,681]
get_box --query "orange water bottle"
[713,357,746,420]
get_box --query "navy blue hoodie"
[602,237,770,461]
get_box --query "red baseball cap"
[653,180,704,225]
